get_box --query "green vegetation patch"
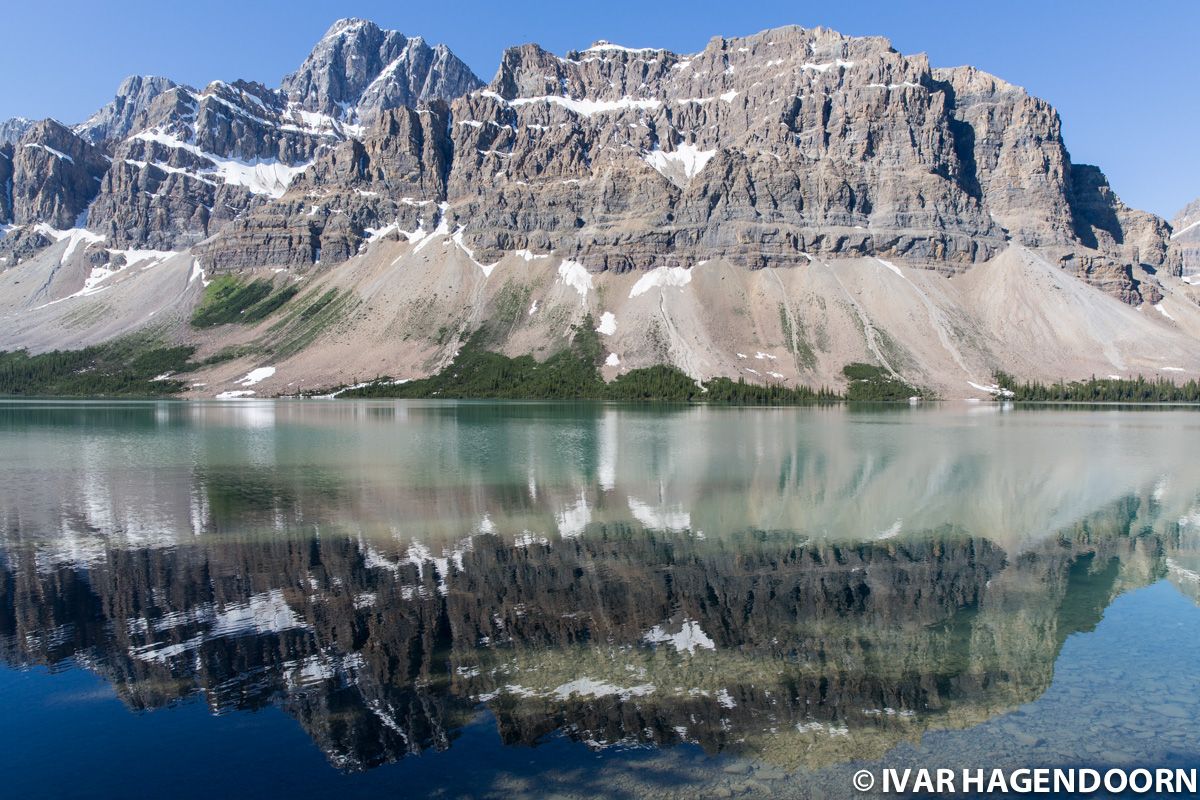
[0,339,196,397]
[349,317,605,400]
[842,362,923,401]
[191,275,298,328]
[340,317,838,405]
[241,284,299,324]
[995,371,1200,402]
[270,288,359,360]
[778,303,818,370]
[298,288,338,322]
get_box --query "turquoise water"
[0,400,1197,798]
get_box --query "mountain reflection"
[1,401,1199,772]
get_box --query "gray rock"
[0,117,34,147]
[0,225,54,267]
[1171,197,1200,275]
[74,75,181,147]
[280,18,483,124]
[0,144,13,222]
[81,20,481,252]
[0,19,1178,309]
[86,79,342,249]
[188,23,1178,306]
[10,119,108,229]
[200,102,452,270]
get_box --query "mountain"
[0,20,1197,399]
[202,27,1175,301]
[1173,197,1200,275]
[281,18,484,124]
[1,19,482,253]
[0,117,33,146]
[75,75,181,146]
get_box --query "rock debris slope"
[0,20,1195,398]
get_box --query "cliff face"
[1173,197,1200,275]
[201,103,454,269]
[0,22,1175,300]
[196,26,1173,305]
[4,119,109,229]
[0,19,1194,394]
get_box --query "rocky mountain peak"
[75,75,181,147]
[281,18,483,124]
[1174,198,1200,234]
[0,117,34,146]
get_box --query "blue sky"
[3,0,1195,217]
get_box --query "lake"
[1,400,1198,798]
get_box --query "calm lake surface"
[1,400,1198,798]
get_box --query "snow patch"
[877,519,903,540]
[514,532,549,548]
[451,226,499,276]
[23,142,74,163]
[583,41,662,54]
[629,265,692,298]
[644,618,715,654]
[557,260,594,299]
[556,492,591,538]
[211,590,306,637]
[628,496,691,531]
[1171,218,1200,240]
[509,95,662,116]
[875,257,904,278]
[411,203,450,252]
[237,367,276,387]
[59,228,105,264]
[133,129,311,198]
[512,248,547,261]
[801,59,855,73]
[967,381,1015,398]
[605,352,621,367]
[552,678,655,700]
[643,142,716,182]
[188,259,211,287]
[596,311,617,335]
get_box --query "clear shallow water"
[0,400,1198,798]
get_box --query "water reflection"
[0,401,1198,776]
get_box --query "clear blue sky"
[3,0,1195,218]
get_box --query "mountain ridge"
[1,19,1198,400]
